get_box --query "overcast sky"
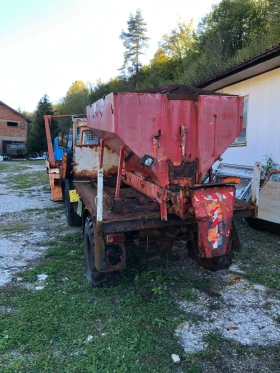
[0,0,219,112]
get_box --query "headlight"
[140,155,154,167]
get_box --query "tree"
[197,0,268,66]
[120,9,149,88]
[265,0,280,44]
[159,19,195,61]
[57,80,90,115]
[139,48,178,87]
[28,95,57,154]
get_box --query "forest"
[27,0,280,153]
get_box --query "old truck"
[44,85,257,286]
[7,143,27,159]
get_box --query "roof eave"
[0,101,32,123]
[194,44,280,90]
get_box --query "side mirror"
[58,132,67,148]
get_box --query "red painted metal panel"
[87,92,243,188]
[191,186,235,258]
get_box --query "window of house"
[7,121,18,127]
[82,130,100,145]
[231,96,248,146]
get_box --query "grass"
[234,219,280,289]
[0,234,194,373]
[2,165,280,372]
[0,222,30,234]
[6,171,49,190]
[0,163,32,173]
[203,331,221,347]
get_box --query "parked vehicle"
[44,85,257,286]
[7,143,27,158]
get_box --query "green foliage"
[34,1,280,110]
[90,77,134,103]
[56,80,90,116]
[120,9,149,87]
[0,234,184,372]
[159,19,195,61]
[197,0,267,64]
[262,155,279,177]
[203,331,221,347]
[28,95,57,154]
[181,289,196,301]
[54,81,91,131]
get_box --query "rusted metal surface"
[261,170,280,189]
[94,222,106,271]
[115,146,124,198]
[73,143,119,179]
[86,89,243,186]
[47,163,63,201]
[99,140,104,169]
[220,176,241,184]
[105,233,126,271]
[191,186,236,258]
[168,158,198,186]
[233,199,255,218]
[73,88,259,267]
[44,116,56,169]
[134,84,225,95]
[61,153,67,180]
[94,221,126,273]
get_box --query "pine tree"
[120,9,149,88]
[28,95,57,154]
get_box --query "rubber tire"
[84,216,119,287]
[187,230,233,272]
[64,179,82,227]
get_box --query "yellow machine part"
[69,189,80,202]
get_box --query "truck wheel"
[64,179,82,227]
[187,229,233,271]
[84,216,119,287]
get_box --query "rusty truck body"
[44,85,257,286]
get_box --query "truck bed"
[74,181,255,233]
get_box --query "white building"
[195,44,280,168]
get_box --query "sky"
[0,0,220,112]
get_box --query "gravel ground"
[0,161,79,286]
[1,161,280,372]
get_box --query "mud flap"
[191,186,235,258]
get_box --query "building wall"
[0,103,28,154]
[218,67,280,167]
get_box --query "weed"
[180,272,211,292]
[0,234,184,372]
[203,331,221,347]
[208,303,221,311]
[233,342,249,355]
[152,284,166,296]
[181,289,196,301]
[261,155,279,178]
